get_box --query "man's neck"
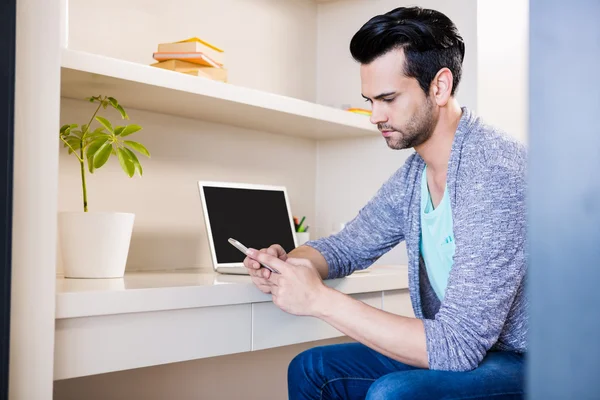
[415,99,463,178]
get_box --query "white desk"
[54,265,413,380]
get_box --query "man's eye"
[382,98,395,103]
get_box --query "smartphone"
[228,238,280,274]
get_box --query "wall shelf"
[60,49,377,140]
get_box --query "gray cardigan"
[306,107,528,372]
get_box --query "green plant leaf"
[108,97,118,108]
[85,127,109,143]
[123,147,142,176]
[64,138,82,154]
[120,124,142,137]
[116,104,129,120]
[101,100,109,109]
[61,124,79,138]
[124,140,150,157]
[95,116,114,133]
[65,137,81,146]
[86,137,108,159]
[60,124,77,134]
[117,148,135,178]
[69,129,83,139]
[114,126,125,136]
[85,129,107,142]
[93,141,113,169]
[87,153,95,173]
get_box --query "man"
[243,6,527,400]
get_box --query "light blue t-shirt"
[419,165,455,301]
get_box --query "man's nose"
[370,104,388,125]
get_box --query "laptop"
[197,181,298,274]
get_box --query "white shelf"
[60,49,378,140]
[55,265,408,319]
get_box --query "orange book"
[150,60,228,82]
[183,68,228,82]
[157,37,224,65]
[345,107,372,116]
[151,59,210,72]
[152,52,222,68]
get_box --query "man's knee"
[289,348,317,380]
[288,347,324,396]
[366,372,427,400]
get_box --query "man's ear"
[430,68,454,106]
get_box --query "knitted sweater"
[306,107,528,372]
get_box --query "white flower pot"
[58,211,135,278]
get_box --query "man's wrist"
[289,245,330,280]
[312,285,339,319]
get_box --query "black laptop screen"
[202,185,297,264]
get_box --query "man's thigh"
[288,342,417,400]
[366,351,525,400]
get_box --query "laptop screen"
[200,184,297,264]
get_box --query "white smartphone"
[228,238,280,274]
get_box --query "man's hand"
[242,244,287,294]
[246,248,331,316]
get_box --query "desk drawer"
[54,304,252,380]
[251,292,382,351]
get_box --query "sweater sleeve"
[304,166,408,279]
[423,163,527,371]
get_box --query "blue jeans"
[288,343,525,400]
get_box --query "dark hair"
[350,6,465,96]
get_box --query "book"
[183,68,228,82]
[152,52,222,68]
[150,60,228,82]
[345,107,372,116]
[157,37,224,65]
[151,59,210,72]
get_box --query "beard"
[379,97,437,150]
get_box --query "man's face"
[360,48,438,150]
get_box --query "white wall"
[477,0,529,143]
[67,0,318,102]
[315,138,412,264]
[313,0,478,265]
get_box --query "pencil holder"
[295,231,310,246]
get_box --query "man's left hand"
[246,248,331,317]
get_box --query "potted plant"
[58,95,150,278]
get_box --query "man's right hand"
[243,244,287,294]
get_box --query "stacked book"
[345,107,372,116]
[151,37,227,82]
